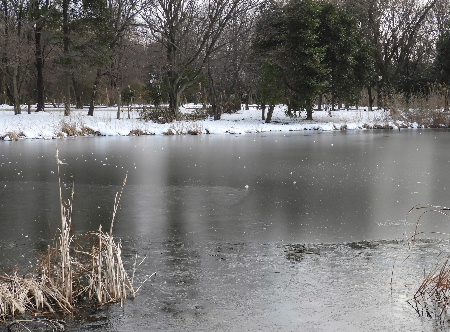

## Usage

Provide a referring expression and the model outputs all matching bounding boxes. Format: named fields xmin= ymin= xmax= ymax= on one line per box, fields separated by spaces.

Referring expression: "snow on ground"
xmin=0 ymin=104 xmax=404 ymax=140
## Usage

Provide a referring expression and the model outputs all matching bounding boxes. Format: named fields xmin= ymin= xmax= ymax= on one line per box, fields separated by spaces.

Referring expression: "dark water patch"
xmin=284 ymin=244 xmax=320 ymax=262
xmin=6 ymin=319 xmax=65 ymax=332
xmin=346 ymin=240 xmax=380 ymax=250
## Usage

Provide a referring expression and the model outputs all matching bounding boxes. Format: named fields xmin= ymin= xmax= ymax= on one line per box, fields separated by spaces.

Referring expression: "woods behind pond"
xmin=1 ymin=0 xmax=450 ymax=120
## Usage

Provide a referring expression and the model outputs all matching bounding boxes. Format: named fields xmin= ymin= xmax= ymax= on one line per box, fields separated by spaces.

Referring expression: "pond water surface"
xmin=1 ymin=130 xmax=450 ymax=331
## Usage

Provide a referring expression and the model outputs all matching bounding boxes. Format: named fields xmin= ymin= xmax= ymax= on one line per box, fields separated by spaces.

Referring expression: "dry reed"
xmin=407 ymin=205 xmax=450 ymax=321
xmin=0 ymin=149 xmax=142 ymax=322
xmin=1 ymin=131 xmax=25 ymax=141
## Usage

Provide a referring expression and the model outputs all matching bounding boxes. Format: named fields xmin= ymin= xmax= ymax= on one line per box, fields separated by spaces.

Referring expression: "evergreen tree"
xmin=435 ymin=31 xmax=450 ymax=85
xmin=434 ymin=29 xmax=450 ymax=111
xmin=319 ymin=2 xmax=373 ymax=109
xmin=253 ymin=0 xmax=370 ymax=120
xmin=282 ymin=0 xmax=329 ymax=120
xmin=252 ymin=1 xmax=285 ymax=122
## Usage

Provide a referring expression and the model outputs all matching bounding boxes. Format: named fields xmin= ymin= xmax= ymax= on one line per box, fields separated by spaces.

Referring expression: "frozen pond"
xmin=1 ymin=130 xmax=450 ymax=330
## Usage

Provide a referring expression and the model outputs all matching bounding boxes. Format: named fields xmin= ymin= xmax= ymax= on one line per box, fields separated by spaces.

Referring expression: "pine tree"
xmin=434 ymin=30 xmax=450 ymax=111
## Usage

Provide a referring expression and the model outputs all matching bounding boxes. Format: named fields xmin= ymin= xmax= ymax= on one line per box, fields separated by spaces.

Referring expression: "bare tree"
xmin=0 ymin=0 xmax=34 ymax=114
xmin=141 ymin=0 xmax=257 ymax=120
xmin=207 ymin=9 xmax=256 ymax=119
xmin=343 ymin=0 xmax=439 ymax=109
xmin=62 ymin=0 xmax=71 ymax=115
xmin=0 ymin=0 xmax=8 ymax=105
xmin=29 ymin=0 xmax=54 ymax=112
xmin=86 ymin=0 xmax=141 ymax=118
xmin=433 ymin=0 xmax=450 ymax=35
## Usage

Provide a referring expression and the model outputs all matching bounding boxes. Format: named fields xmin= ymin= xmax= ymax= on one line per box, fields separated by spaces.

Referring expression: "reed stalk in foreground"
xmin=0 ymin=149 xmax=144 ymax=322
xmin=407 ymin=205 xmax=450 ymax=321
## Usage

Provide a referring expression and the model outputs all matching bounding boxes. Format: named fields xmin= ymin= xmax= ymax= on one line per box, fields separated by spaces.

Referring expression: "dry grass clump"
xmin=407 ymin=205 xmax=450 ymax=321
xmin=411 ymin=258 xmax=450 ymax=321
xmin=163 ymin=128 xmax=175 ymax=135
xmin=165 ymin=121 xmax=203 ymax=135
xmin=60 ymin=120 xmax=80 ymax=136
xmin=0 ymin=272 xmax=66 ymax=317
xmin=79 ymin=125 xmax=98 ymax=136
xmin=361 ymin=123 xmax=394 ymax=129
xmin=0 ymin=150 xmax=146 ymax=321
xmin=397 ymin=109 xmax=450 ymax=128
xmin=129 ymin=129 xmax=153 ymax=136
xmin=1 ymin=131 xmax=25 ymax=141
xmin=59 ymin=120 xmax=99 ymax=137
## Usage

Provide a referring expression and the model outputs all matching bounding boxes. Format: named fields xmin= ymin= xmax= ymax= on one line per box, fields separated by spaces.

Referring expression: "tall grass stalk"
xmin=407 ymin=205 xmax=450 ymax=321
xmin=0 ymin=149 xmax=141 ymax=321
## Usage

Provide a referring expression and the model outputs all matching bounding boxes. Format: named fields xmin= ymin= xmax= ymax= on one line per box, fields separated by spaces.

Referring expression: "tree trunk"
xmin=368 ymin=85 xmax=373 ymax=112
xmin=63 ymin=0 xmax=71 ymax=116
xmin=0 ymin=0 xmax=6 ymax=105
xmin=201 ymin=83 xmax=207 ymax=109
xmin=329 ymin=96 xmax=335 ymax=117
xmin=215 ymin=92 xmax=225 ymax=120
xmin=233 ymin=96 xmax=241 ymax=113
xmin=12 ymin=65 xmax=21 ymax=115
xmin=105 ymin=87 xmax=110 ymax=106
xmin=88 ymin=69 xmax=101 ymax=116
xmin=6 ymin=85 xmax=13 ymax=106
xmin=445 ymin=89 xmax=449 ymax=113
xmin=0 ymin=61 xmax=5 ymax=105
xmin=261 ymin=102 xmax=266 ymax=120
xmin=214 ymin=103 xmax=222 ymax=120
xmin=265 ymin=104 xmax=274 ymax=123
xmin=72 ymin=74 xmax=83 ymax=109
xmin=211 ymin=94 xmax=220 ymax=121
xmin=376 ymin=84 xmax=383 ymax=109
xmin=207 ymin=63 xmax=221 ymax=120
xmin=116 ymin=87 xmax=121 ymax=119
xmin=210 ymin=92 xmax=219 ymax=120
xmin=306 ymin=104 xmax=313 ymax=120
xmin=166 ymin=36 xmax=184 ymax=121
xmin=34 ymin=23 xmax=45 ymax=112
xmin=168 ymin=84 xmax=182 ymax=120
xmin=317 ymin=94 xmax=323 ymax=111
xmin=64 ymin=75 xmax=71 ymax=116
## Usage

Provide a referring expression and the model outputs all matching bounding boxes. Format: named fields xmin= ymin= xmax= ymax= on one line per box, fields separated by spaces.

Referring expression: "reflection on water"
xmin=1 ymin=130 xmax=450 ymax=330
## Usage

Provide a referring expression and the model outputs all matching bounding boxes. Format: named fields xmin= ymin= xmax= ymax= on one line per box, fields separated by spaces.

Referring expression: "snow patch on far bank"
xmin=0 ymin=104 xmax=430 ymax=140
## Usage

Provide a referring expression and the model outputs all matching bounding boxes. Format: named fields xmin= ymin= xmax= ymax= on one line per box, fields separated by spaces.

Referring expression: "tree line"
xmin=1 ymin=0 xmax=450 ymax=121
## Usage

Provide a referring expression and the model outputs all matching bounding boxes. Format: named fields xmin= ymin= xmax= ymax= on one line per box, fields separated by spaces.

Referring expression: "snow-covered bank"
xmin=0 ymin=104 xmax=419 ymax=140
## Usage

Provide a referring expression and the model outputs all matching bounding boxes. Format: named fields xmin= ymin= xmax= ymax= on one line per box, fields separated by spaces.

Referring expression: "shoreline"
xmin=0 ymin=104 xmax=443 ymax=141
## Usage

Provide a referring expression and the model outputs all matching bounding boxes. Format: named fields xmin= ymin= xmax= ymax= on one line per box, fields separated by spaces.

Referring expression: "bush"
xmin=139 ymin=106 xmax=175 ymax=124
xmin=139 ymin=106 xmax=209 ymax=124
xmin=184 ymin=108 xmax=209 ymax=121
